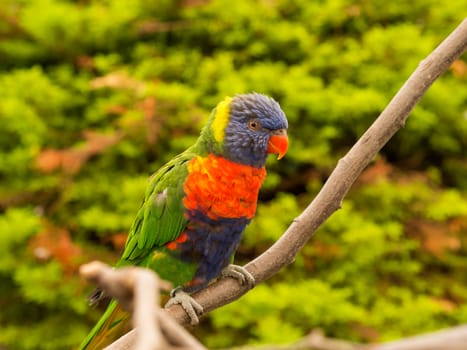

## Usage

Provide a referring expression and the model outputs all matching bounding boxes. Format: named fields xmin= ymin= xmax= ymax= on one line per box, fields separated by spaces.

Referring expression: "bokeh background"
xmin=0 ymin=0 xmax=466 ymax=349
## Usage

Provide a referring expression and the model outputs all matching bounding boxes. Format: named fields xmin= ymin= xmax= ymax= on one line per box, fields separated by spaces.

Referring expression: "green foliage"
xmin=242 ymin=193 xmax=301 ymax=249
xmin=425 ymin=190 xmax=467 ymax=221
xmin=0 ymin=208 xmax=89 ymax=349
xmin=208 ymin=280 xmax=365 ymax=347
xmin=0 ymin=208 xmax=41 ymax=272
xmin=0 ymin=0 xmax=466 ymax=349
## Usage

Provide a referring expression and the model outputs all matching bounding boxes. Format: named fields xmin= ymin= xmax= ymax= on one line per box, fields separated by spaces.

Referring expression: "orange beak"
xmin=267 ymin=130 xmax=288 ymax=160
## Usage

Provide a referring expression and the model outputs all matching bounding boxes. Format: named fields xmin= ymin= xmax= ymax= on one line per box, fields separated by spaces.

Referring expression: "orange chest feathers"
xmin=183 ymin=154 xmax=266 ymax=220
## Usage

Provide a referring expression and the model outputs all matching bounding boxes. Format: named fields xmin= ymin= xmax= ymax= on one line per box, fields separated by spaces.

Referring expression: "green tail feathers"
xmin=79 ymin=300 xmax=130 ymax=350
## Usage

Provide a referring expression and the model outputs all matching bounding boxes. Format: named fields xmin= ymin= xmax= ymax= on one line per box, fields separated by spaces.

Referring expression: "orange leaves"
xmin=407 ymin=218 xmax=463 ymax=257
xmin=357 ymin=157 xmax=466 ymax=259
xmin=111 ymin=96 xmax=162 ymax=146
xmin=90 ymin=72 xmax=145 ymax=93
xmin=29 ymin=224 xmax=83 ymax=274
xmin=83 ymin=130 xmax=123 ymax=154
xmin=359 ymin=158 xmax=393 ymax=184
xmin=136 ymin=97 xmax=161 ymax=145
xmin=34 ymin=71 xmax=164 ymax=175
xmin=75 ymin=55 xmax=95 ymax=70
xmin=450 ymin=59 xmax=467 ymax=79
xmin=103 ymin=232 xmax=128 ymax=252
xmin=35 ymin=149 xmax=68 ymax=173
xmin=35 ymin=130 xmax=122 ymax=174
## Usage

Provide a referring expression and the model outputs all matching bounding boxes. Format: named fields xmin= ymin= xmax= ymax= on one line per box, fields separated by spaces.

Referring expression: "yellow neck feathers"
xmin=211 ymin=96 xmax=232 ymax=143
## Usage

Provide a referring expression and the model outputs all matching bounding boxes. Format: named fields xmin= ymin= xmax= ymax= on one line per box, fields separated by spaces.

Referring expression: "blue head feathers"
xmin=223 ymin=93 xmax=288 ymax=167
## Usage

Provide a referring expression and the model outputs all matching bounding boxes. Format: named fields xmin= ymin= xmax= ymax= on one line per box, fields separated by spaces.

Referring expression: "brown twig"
xmin=222 ymin=325 xmax=467 ymax=350
xmin=80 ymin=262 xmax=206 ymax=350
xmin=370 ymin=324 xmax=467 ymax=350
xmin=80 ymin=262 xmax=137 ymax=312
xmin=105 ymin=18 xmax=467 ymax=348
xmin=132 ymin=269 xmax=165 ymax=350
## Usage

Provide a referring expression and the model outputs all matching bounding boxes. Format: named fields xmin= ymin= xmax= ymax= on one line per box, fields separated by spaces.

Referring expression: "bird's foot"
xmin=165 ymin=287 xmax=203 ymax=326
xmin=221 ymin=264 xmax=255 ymax=289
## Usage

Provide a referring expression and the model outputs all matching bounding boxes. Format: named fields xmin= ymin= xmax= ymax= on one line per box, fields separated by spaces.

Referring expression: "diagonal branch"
xmin=107 ymin=18 xmax=467 ymax=348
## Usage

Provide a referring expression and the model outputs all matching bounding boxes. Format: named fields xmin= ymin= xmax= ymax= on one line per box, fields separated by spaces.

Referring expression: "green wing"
xmin=79 ymin=151 xmax=196 ymax=350
xmin=120 ymin=150 xmax=193 ymax=264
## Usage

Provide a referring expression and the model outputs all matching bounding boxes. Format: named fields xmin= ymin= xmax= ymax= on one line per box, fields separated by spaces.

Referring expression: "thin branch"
xmin=223 ymin=325 xmax=467 ymax=350
xmin=371 ymin=324 xmax=467 ymax=350
xmin=80 ymin=262 xmax=206 ymax=350
xmin=299 ymin=330 xmax=364 ymax=350
xmin=300 ymin=326 xmax=467 ymax=350
xmin=132 ymin=268 xmax=165 ymax=350
xmin=107 ymin=18 xmax=467 ymax=348
xmin=80 ymin=261 xmax=140 ymax=312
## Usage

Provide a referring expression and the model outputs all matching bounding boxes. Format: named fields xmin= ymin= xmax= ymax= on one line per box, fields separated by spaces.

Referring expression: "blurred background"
xmin=0 ymin=0 xmax=466 ymax=349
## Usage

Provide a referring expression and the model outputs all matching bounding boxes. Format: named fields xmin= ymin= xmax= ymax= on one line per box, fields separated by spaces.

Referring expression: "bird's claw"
xmin=165 ymin=287 xmax=203 ymax=326
xmin=221 ymin=264 xmax=255 ymax=289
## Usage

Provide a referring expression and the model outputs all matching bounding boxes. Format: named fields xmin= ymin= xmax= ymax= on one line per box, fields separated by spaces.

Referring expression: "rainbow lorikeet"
xmin=79 ymin=93 xmax=288 ymax=349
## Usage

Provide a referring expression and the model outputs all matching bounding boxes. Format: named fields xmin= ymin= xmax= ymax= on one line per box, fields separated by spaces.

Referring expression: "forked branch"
xmin=80 ymin=261 xmax=206 ymax=350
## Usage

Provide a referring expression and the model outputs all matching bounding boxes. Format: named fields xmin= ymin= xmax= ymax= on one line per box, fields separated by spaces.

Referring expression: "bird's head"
xmin=202 ymin=93 xmax=289 ymax=168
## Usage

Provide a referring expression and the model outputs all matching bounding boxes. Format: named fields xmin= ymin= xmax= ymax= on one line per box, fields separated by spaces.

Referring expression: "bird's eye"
xmin=248 ymin=119 xmax=260 ymax=131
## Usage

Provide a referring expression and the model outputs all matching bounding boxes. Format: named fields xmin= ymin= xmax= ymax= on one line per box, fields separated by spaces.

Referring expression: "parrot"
xmin=79 ymin=92 xmax=289 ymax=349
